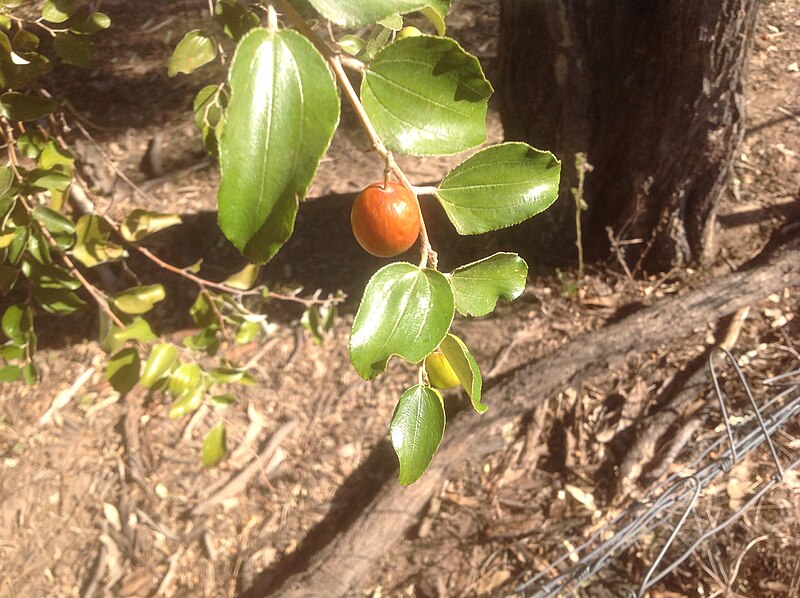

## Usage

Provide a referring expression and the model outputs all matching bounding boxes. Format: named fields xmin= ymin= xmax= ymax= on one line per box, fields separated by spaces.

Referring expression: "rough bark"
xmin=497 ymin=0 xmax=760 ymax=271
xmin=242 ymin=238 xmax=800 ymax=597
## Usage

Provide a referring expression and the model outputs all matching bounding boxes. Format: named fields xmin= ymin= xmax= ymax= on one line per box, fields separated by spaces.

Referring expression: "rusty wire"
xmin=514 ymin=348 xmax=800 ymax=597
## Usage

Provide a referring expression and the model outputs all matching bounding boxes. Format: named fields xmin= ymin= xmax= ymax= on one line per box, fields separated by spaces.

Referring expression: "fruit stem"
xmin=275 ymin=0 xmax=438 ymax=270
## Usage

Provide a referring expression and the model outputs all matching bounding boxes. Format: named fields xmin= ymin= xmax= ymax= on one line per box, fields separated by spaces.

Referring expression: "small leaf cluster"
xmin=178 ymin=1 xmax=562 ymax=484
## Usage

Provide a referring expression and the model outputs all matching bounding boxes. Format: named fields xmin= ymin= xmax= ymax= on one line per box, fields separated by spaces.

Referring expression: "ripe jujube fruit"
xmin=351 ymin=181 xmax=420 ymax=258
xmin=425 ymin=349 xmax=461 ymax=390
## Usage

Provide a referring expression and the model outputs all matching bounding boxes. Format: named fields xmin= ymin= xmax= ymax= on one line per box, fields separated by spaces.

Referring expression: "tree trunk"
xmin=497 ymin=0 xmax=759 ymax=271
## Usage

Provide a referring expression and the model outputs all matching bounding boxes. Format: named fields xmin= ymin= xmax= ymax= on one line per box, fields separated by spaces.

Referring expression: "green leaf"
xmin=17 ymin=131 xmax=46 ymax=158
xmin=111 ymin=284 xmax=166 ymax=315
xmin=168 ymin=389 xmax=203 ymax=419
xmin=436 ymin=142 xmax=561 ymax=234
xmin=193 ymin=84 xmax=226 ymax=155
xmin=140 ymin=343 xmax=178 ymax=388
xmin=13 ymin=29 xmax=40 ymax=52
xmin=105 ymin=347 xmax=140 ymax=395
xmin=306 ymin=0 xmax=444 ymax=27
xmin=32 ymin=206 xmax=75 ymax=235
xmin=438 ymin=333 xmax=484 ymax=413
xmin=53 ymin=32 xmax=95 ymax=66
xmin=210 ymin=392 xmax=237 ymax=407
xmin=361 ymin=36 xmax=492 ymax=156
xmin=0 ymin=364 xmax=22 ymax=382
xmin=101 ymin=316 xmax=156 ymax=353
xmin=214 ymin=0 xmax=259 ymax=41
xmin=0 ymin=164 xmax=13 ymax=197
xmin=38 ymin=141 xmax=74 ymax=170
xmin=2 ymin=304 xmax=29 ymax=342
xmin=202 ymin=422 xmax=227 ymax=467
xmin=390 ymin=385 xmax=445 ymax=485
xmin=0 ymin=264 xmax=18 ymax=294
xmin=33 ymin=287 xmax=87 ymax=314
xmin=208 ymin=367 xmax=250 ymax=384
xmin=378 ymin=14 xmax=403 ymax=30
xmin=420 ymin=4 xmax=448 ymax=35
xmin=22 ymin=260 xmax=81 ymax=290
xmin=22 ymin=361 xmax=38 ymax=384
xmin=223 ymin=263 xmax=260 ymax=290
xmin=218 ymin=28 xmax=340 ymax=263
xmin=41 ymin=0 xmax=76 ymax=23
xmin=349 ymin=263 xmax=454 ymax=380
xmin=448 ymin=252 xmax=528 ymax=317
xmin=0 ymin=91 xmax=57 ymax=121
xmin=71 ymin=214 xmax=127 ymax=267
xmin=234 ymin=320 xmax=261 ymax=344
xmin=0 ymin=344 xmax=24 ymax=360
xmin=168 ymin=362 xmax=203 ymax=397
xmin=70 ymin=11 xmax=111 ymax=34
xmin=337 ymin=34 xmax=364 ymax=56
xmin=28 ymin=166 xmax=72 ymax=191
xmin=120 ymin=209 xmax=181 ymax=241
xmin=189 ymin=292 xmax=217 ymax=328
xmin=168 ymin=30 xmax=216 ymax=77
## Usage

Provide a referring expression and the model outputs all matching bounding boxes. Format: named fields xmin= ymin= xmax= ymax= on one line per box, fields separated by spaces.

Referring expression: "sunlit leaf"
xmin=111 ymin=284 xmax=166 ymax=315
xmin=223 ymin=263 xmax=260 ymax=290
xmin=168 ymin=30 xmax=217 ymax=77
xmin=448 ymin=253 xmax=528 ymax=317
xmin=202 ymin=422 xmax=227 ymax=466
xmin=41 ymin=0 xmax=76 ymax=23
xmin=361 ymin=36 xmax=491 ymax=155
xmin=218 ymin=28 xmax=339 ymax=263
xmin=436 ymin=143 xmax=561 ymax=234
xmin=349 ymin=263 xmax=454 ymax=380
xmin=438 ymin=333 xmax=485 ymax=412
xmin=105 ymin=347 xmax=139 ymax=395
xmin=390 ymin=385 xmax=445 ymax=485
xmin=120 ymin=209 xmax=181 ymax=242
xmin=140 ymin=343 xmax=178 ymax=388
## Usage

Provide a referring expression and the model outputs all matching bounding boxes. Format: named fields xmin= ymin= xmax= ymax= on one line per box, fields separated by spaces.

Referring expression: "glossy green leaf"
xmin=183 ymin=327 xmax=220 ymax=355
xmin=420 ymin=5 xmax=447 ymax=35
xmin=42 ymin=0 xmax=76 ymax=23
xmin=120 ymin=209 xmax=181 ymax=241
xmin=32 ymin=206 xmax=75 ymax=235
xmin=218 ymin=28 xmax=339 ymax=263
xmin=168 ymin=389 xmax=203 ymax=419
xmin=33 ymin=287 xmax=87 ymax=314
xmin=140 ymin=343 xmax=178 ymax=388
xmin=223 ymin=263 xmax=260 ymax=290
xmin=0 ymin=91 xmax=57 ymax=121
xmin=168 ymin=30 xmax=216 ymax=77
xmin=0 ymin=364 xmax=22 ymax=382
xmin=390 ymin=385 xmax=445 ymax=485
xmin=2 ymin=304 xmax=29 ymax=342
xmin=7 ymin=226 xmax=28 ymax=265
xmin=29 ymin=166 xmax=72 ymax=191
xmin=234 ymin=320 xmax=261 ymax=344
xmin=38 ymin=141 xmax=74 ymax=170
xmin=22 ymin=260 xmax=80 ymax=290
xmin=438 ymin=333 xmax=484 ymax=413
xmin=168 ymin=362 xmax=203 ymax=397
xmin=105 ymin=347 xmax=139 ymax=395
xmin=0 ymin=264 xmax=18 ymax=294
xmin=101 ymin=316 xmax=157 ymax=353
xmin=17 ymin=131 xmax=46 ymax=158
xmin=202 ymin=422 xmax=227 ymax=466
xmin=193 ymin=84 xmax=226 ymax=155
xmin=53 ymin=32 xmax=95 ymax=66
xmin=71 ymin=214 xmax=127 ymax=267
xmin=111 ymin=284 xmax=166 ymax=315
xmin=349 ymin=263 xmax=454 ymax=380
xmin=214 ymin=0 xmax=259 ymax=41
xmin=208 ymin=367 xmax=250 ymax=384
xmin=0 ymin=165 xmax=13 ymax=197
xmin=448 ymin=252 xmax=528 ymax=317
xmin=0 ymin=344 xmax=23 ymax=360
xmin=436 ymin=143 xmax=561 ymax=234
xmin=189 ymin=292 xmax=217 ymax=328
xmin=337 ymin=34 xmax=364 ymax=56
xmin=378 ymin=14 xmax=403 ymax=30
xmin=210 ymin=392 xmax=237 ymax=407
xmin=361 ymin=36 xmax=491 ymax=155
xmin=306 ymin=0 xmax=446 ymax=27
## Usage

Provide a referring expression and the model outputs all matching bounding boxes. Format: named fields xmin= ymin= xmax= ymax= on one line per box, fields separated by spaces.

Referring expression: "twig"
xmin=191 ymin=420 xmax=296 ymax=516
xmin=39 ymin=367 xmax=96 ymax=426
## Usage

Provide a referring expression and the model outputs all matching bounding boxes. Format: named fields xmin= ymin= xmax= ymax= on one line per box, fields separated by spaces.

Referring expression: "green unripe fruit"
xmin=425 ymin=350 xmax=460 ymax=389
xmin=397 ymin=26 xmax=423 ymax=40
